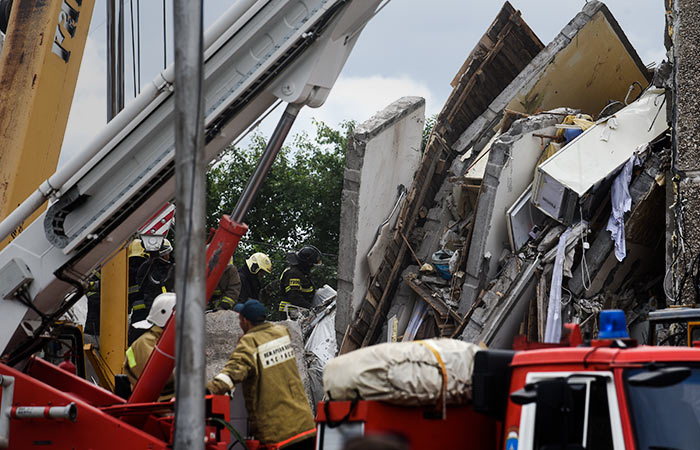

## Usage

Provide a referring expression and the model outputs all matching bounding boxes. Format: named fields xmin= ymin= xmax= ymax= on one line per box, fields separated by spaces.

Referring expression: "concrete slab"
xmin=459 ymin=112 xmax=565 ymax=314
xmin=340 ymin=2 xmax=544 ymax=352
xmin=453 ymin=1 xmax=650 ymax=155
xmin=336 ymin=97 xmax=425 ymax=340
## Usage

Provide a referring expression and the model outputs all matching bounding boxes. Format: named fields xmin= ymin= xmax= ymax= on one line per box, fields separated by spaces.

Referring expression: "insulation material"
xmin=323 ymin=339 xmax=480 ymax=405
xmin=305 ymin=309 xmax=337 ymax=406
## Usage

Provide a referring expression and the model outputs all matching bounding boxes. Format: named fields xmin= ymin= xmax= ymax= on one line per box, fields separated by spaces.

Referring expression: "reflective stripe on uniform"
xmin=128 ymin=285 xmax=139 ymax=294
xmin=279 ymin=301 xmax=306 ymax=312
xmin=132 ymin=303 xmax=146 ymax=311
xmin=300 ymin=286 xmax=313 ymax=293
xmin=285 ymin=278 xmax=302 ymax=292
xmin=214 ymin=373 xmax=234 ymax=390
xmin=126 ymin=347 xmax=137 ymax=368
xmin=221 ymin=297 xmax=234 ymax=306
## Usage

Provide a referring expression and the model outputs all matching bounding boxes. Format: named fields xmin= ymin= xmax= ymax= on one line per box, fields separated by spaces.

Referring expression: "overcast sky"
xmin=60 ymin=0 xmax=666 ymax=165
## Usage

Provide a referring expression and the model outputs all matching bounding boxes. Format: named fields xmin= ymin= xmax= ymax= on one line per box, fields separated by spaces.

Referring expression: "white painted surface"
xmin=537 ymin=88 xmax=668 ymax=197
xmin=485 ymin=126 xmax=556 ymax=277
xmin=350 ymin=105 xmax=424 ymax=312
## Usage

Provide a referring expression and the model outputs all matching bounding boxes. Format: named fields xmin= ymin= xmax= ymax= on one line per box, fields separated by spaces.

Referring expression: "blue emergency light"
xmin=599 ymin=309 xmax=629 ymax=339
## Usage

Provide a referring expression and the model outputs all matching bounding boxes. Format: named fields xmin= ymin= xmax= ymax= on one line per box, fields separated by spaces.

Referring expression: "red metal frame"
xmin=0 ymin=361 xmax=168 ymax=449
xmin=128 ymin=216 xmax=248 ymax=411
xmin=0 ymin=356 xmax=232 ymax=448
xmin=316 ymin=400 xmax=499 ymax=449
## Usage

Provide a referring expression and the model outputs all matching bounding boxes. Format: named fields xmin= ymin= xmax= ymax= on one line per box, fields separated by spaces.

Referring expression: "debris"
xmin=205 ymin=310 xmax=314 ymax=409
xmin=533 ymin=89 xmax=667 ymax=224
xmin=339 ymin=1 xmax=544 ymax=353
xmin=304 ymin=301 xmax=337 ymax=406
xmin=544 ymin=227 xmax=572 ymax=343
xmin=337 ymin=0 xmax=670 ymax=354
xmin=606 ymin=154 xmax=641 ymax=261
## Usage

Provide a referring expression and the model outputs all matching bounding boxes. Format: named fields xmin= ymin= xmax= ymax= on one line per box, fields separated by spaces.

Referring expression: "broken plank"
xmin=405 ymin=276 xmax=463 ymax=325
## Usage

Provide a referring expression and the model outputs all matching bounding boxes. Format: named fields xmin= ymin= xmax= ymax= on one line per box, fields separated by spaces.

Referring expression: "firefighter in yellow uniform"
xmin=208 ymin=258 xmax=242 ymax=311
xmin=124 ymin=292 xmax=176 ymax=401
xmin=207 ymin=299 xmax=316 ymax=449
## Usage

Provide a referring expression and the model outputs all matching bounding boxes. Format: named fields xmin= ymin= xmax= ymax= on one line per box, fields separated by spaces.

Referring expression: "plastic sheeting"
xmin=323 ymin=338 xmax=480 ymax=406
xmin=544 ymin=228 xmax=571 ymax=343
xmin=305 ymin=307 xmax=337 ymax=405
xmin=606 ymin=154 xmax=641 ymax=261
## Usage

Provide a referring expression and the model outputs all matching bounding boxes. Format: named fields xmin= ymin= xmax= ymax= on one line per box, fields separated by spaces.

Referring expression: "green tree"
xmin=206 ymin=119 xmax=354 ymax=312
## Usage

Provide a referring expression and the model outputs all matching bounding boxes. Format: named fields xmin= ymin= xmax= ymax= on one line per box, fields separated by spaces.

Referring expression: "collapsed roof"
xmin=337 ymin=1 xmax=667 ymax=352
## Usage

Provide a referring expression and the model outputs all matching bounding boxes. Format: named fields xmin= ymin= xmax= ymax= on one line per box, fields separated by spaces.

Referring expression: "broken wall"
xmin=669 ymin=0 xmax=700 ymax=304
xmin=340 ymin=2 xmax=543 ymax=353
xmin=458 ymin=1 xmax=652 ymax=313
xmin=339 ymin=2 xmax=545 ymax=353
xmin=335 ymin=97 xmax=424 ymax=340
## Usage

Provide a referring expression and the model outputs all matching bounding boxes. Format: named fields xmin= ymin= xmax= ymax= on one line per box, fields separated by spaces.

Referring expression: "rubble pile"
xmin=337 ymin=1 xmax=673 ymax=352
xmin=204 ymin=310 xmax=315 ymax=408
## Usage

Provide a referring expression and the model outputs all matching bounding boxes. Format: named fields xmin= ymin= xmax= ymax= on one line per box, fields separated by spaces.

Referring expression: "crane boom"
xmin=0 ymin=0 xmax=382 ymax=356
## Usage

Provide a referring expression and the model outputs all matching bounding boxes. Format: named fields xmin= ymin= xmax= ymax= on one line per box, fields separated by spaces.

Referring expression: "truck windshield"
xmin=625 ymin=367 xmax=700 ymax=449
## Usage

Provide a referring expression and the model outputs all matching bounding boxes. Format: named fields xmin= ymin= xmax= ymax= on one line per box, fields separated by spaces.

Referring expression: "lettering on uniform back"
xmin=258 ymin=335 xmax=295 ymax=368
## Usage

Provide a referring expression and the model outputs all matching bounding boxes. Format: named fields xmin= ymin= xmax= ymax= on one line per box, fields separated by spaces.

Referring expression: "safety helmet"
xmin=159 ymin=238 xmax=173 ymax=257
xmin=127 ymin=238 xmax=146 ymax=259
xmin=132 ymin=292 xmax=176 ymax=329
xmin=288 ymin=245 xmax=321 ymax=266
xmin=246 ymin=252 xmax=271 ymax=274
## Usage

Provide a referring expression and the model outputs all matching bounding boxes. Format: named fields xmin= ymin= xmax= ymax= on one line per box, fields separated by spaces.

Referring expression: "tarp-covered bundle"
xmin=323 ymin=338 xmax=480 ymax=405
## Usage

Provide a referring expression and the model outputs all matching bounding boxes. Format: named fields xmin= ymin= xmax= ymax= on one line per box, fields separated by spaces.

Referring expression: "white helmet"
xmin=132 ymin=292 xmax=176 ymax=329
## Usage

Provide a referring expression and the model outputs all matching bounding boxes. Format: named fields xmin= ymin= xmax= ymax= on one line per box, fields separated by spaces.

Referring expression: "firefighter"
xmin=238 ymin=252 xmax=271 ymax=302
xmin=279 ymin=245 xmax=321 ymax=310
xmin=128 ymin=238 xmax=149 ymax=307
xmin=123 ymin=292 xmax=176 ymax=401
xmin=207 ymin=299 xmax=315 ymax=449
xmin=208 ymin=258 xmax=242 ymax=311
xmin=83 ymin=271 xmax=101 ymax=336
xmin=129 ymin=238 xmax=174 ymax=344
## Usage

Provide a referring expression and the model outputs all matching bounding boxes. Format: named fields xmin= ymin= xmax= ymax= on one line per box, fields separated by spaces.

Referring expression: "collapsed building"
xmin=334 ymin=0 xmax=673 ymax=353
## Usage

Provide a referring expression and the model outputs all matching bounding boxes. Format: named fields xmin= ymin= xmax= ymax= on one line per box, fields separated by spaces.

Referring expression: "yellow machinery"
xmin=0 ymin=0 xmax=129 ymax=386
xmin=0 ymin=0 xmax=95 ymax=231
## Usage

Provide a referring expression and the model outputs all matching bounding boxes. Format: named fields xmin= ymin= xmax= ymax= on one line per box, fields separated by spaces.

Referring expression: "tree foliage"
xmin=206 ymin=119 xmax=354 ymax=307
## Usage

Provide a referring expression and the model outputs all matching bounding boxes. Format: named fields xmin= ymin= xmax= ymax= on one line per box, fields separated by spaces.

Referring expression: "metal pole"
xmin=173 ymin=0 xmax=206 ymax=448
xmin=107 ymin=0 xmax=124 ymax=121
xmin=231 ymin=103 xmax=301 ymax=223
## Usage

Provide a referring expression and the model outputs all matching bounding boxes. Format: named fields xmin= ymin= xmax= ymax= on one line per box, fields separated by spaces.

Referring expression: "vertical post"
xmin=107 ymin=0 xmax=124 ymax=120
xmin=173 ymin=0 xmax=206 ymax=448
xmin=102 ymin=0 xmax=127 ymax=380
xmin=99 ymin=249 xmax=128 ymax=377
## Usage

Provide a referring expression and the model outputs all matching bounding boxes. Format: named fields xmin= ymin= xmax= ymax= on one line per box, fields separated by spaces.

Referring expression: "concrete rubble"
xmin=205 ymin=310 xmax=314 ymax=409
xmin=333 ymin=0 xmax=676 ymax=354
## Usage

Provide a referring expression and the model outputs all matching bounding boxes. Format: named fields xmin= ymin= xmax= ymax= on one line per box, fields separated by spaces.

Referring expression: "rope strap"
xmin=418 ymin=340 xmax=447 ymax=419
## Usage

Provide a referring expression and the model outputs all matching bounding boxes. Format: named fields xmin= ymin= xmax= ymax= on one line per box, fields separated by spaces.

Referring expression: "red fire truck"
xmin=317 ymin=311 xmax=700 ymax=450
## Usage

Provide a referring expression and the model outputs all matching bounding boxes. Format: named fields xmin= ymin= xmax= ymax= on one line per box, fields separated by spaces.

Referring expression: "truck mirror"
xmin=510 ymin=384 xmax=537 ymax=405
xmin=627 ymin=366 xmax=690 ymax=387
